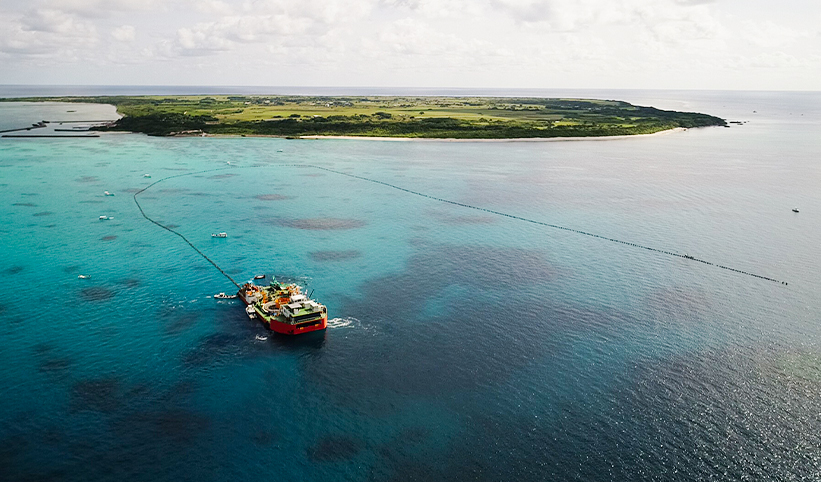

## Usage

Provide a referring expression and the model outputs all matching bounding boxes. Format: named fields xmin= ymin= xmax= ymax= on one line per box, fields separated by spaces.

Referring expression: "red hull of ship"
xmin=238 ymin=289 xmax=327 ymax=335
xmin=268 ymin=316 xmax=327 ymax=335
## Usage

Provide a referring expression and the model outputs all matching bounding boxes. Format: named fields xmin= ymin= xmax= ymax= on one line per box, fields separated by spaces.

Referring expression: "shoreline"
xmin=197 ymin=127 xmax=688 ymax=142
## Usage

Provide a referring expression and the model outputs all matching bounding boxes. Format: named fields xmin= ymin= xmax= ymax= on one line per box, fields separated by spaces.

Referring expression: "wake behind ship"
xmin=238 ymin=279 xmax=327 ymax=335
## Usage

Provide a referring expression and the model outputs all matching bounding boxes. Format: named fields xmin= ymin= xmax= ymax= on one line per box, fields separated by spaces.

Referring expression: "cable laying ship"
xmin=238 ymin=279 xmax=327 ymax=335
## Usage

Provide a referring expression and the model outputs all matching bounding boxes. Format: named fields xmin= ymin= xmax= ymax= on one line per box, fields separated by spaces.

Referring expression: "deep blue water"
xmin=1 ymin=91 xmax=820 ymax=481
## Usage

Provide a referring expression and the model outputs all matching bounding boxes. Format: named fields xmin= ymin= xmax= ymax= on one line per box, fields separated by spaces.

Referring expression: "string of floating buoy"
xmin=304 ymin=165 xmax=787 ymax=286
xmin=132 ymin=162 xmax=787 ymax=287
xmin=133 ymin=168 xmax=241 ymax=289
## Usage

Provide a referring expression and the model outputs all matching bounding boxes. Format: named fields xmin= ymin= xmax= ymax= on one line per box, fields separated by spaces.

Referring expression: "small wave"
xmin=327 ymin=317 xmax=358 ymax=329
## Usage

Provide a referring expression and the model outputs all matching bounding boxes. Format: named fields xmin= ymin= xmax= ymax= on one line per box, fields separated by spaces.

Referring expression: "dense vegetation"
xmin=1 ymin=95 xmax=726 ymax=138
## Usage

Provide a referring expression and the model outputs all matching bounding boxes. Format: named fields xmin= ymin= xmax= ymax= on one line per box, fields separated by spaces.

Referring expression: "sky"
xmin=0 ymin=0 xmax=819 ymax=90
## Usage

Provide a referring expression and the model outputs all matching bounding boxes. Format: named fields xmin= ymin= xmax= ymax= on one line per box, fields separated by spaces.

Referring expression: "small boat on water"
xmin=245 ymin=305 xmax=257 ymax=319
xmin=104 ymin=191 xmax=114 ymax=196
xmin=212 ymin=232 xmax=228 ymax=238
xmin=214 ymin=292 xmax=237 ymax=299
xmin=792 ymin=207 xmax=800 ymax=213
xmin=144 ymin=174 xmax=151 ymax=178
xmin=99 ymin=215 xmax=113 ymax=220
xmin=254 ymin=274 xmax=266 ymax=280
xmin=255 ymin=335 xmax=268 ymax=341
xmin=78 ymin=275 xmax=90 ymax=279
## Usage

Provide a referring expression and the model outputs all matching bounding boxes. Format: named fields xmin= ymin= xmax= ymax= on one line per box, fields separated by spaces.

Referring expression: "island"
xmin=1 ymin=95 xmax=726 ymax=139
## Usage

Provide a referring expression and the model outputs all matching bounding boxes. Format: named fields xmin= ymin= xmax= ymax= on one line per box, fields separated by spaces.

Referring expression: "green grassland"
xmin=1 ymin=95 xmax=727 ymax=138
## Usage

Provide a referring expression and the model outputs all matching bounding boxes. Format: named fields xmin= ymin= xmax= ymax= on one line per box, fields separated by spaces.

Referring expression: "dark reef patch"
xmin=12 ymin=202 xmax=37 ymax=207
xmin=165 ymin=312 xmax=200 ymax=335
xmin=251 ymin=430 xmax=278 ymax=446
xmin=79 ymin=200 xmax=104 ymax=204
xmin=80 ymin=286 xmax=115 ymax=302
xmin=39 ymin=357 xmax=72 ymax=375
xmin=302 ymin=241 xmax=561 ymax=402
xmin=164 ymin=224 xmax=180 ymax=229
xmin=118 ymin=278 xmax=141 ymax=288
xmin=4 ymin=265 xmax=25 ymax=275
xmin=32 ymin=211 xmax=53 ymax=217
xmin=76 ymin=176 xmax=99 ymax=183
xmin=309 ymin=250 xmax=362 ymax=262
xmin=114 ymin=408 xmax=212 ymax=446
xmin=182 ymin=332 xmax=245 ymax=367
xmin=306 ymin=435 xmax=364 ymax=462
xmin=267 ymin=217 xmax=367 ymax=230
xmin=71 ymin=379 xmax=120 ymax=413
xmin=208 ymin=173 xmax=237 ymax=179
xmin=254 ymin=194 xmax=292 ymax=201
xmin=101 ymin=235 xmax=118 ymax=241
xmin=63 ymin=265 xmax=81 ymax=273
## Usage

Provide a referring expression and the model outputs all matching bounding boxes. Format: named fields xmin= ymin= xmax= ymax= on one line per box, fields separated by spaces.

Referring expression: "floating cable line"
xmin=133 ymin=163 xmax=786 ymax=287
xmin=133 ymin=167 xmax=240 ymax=289
xmin=306 ymin=165 xmax=787 ymax=286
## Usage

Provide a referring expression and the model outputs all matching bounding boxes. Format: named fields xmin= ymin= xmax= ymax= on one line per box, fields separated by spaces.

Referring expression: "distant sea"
xmin=1 ymin=89 xmax=820 ymax=482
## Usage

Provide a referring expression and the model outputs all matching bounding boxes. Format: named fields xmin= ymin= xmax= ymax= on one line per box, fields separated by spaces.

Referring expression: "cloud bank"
xmin=0 ymin=0 xmax=818 ymax=90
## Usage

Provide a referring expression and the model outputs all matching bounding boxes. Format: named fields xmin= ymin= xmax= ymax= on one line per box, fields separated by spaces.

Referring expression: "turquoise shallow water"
xmin=1 ymin=92 xmax=820 ymax=481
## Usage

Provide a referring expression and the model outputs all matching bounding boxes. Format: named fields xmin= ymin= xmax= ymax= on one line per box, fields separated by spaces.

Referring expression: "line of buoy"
xmin=307 ymin=165 xmax=787 ymax=285
xmin=133 ymin=163 xmax=787 ymax=287
xmin=133 ymin=168 xmax=240 ymax=289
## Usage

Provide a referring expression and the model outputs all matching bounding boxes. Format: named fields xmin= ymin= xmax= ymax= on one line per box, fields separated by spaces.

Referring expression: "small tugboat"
xmin=212 ymin=232 xmax=228 ymax=238
xmin=238 ymin=279 xmax=327 ymax=335
xmin=792 ymin=207 xmax=799 ymax=213
xmin=254 ymin=274 xmax=266 ymax=280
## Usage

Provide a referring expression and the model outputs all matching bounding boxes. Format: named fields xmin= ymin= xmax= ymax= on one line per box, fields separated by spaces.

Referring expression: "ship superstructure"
xmin=238 ymin=279 xmax=327 ymax=335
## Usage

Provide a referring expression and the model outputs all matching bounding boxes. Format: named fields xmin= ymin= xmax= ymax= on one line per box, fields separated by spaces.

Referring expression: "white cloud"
xmin=111 ymin=25 xmax=136 ymax=42
xmin=0 ymin=0 xmax=819 ymax=90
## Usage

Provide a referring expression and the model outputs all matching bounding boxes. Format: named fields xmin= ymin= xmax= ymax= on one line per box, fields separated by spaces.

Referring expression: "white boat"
xmin=792 ymin=207 xmax=799 ymax=213
xmin=104 ymin=191 xmax=114 ymax=196
xmin=255 ymin=335 xmax=268 ymax=341
xmin=246 ymin=305 xmax=257 ymax=319
xmin=78 ymin=275 xmax=90 ymax=279
xmin=212 ymin=232 xmax=228 ymax=238
xmin=214 ymin=292 xmax=237 ymax=299
xmin=144 ymin=174 xmax=151 ymax=178
xmin=254 ymin=274 xmax=266 ymax=280
xmin=99 ymin=215 xmax=113 ymax=220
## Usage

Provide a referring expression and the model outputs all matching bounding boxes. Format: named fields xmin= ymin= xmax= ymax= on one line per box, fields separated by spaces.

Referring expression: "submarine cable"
xmin=307 ymin=165 xmax=786 ymax=285
xmin=133 ymin=168 xmax=240 ymax=289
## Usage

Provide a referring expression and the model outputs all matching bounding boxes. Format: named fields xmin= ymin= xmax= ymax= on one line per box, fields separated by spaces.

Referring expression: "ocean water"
xmin=1 ymin=91 xmax=820 ymax=481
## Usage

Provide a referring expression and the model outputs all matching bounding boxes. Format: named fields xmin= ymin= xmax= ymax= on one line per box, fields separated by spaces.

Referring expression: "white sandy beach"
xmin=296 ymin=127 xmax=687 ymax=142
